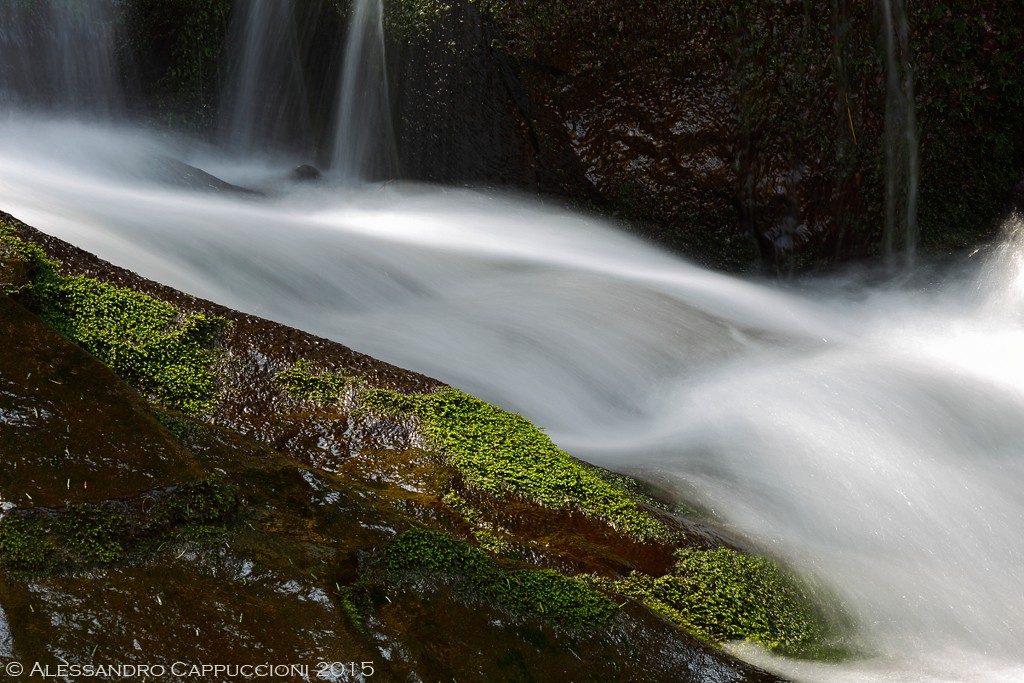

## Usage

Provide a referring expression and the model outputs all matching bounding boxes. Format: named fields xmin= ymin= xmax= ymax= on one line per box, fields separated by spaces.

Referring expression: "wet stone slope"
xmin=0 ymin=212 xmax=805 ymax=681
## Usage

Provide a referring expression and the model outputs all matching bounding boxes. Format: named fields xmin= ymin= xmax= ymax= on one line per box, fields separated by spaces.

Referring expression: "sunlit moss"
xmin=359 ymin=387 xmax=667 ymax=540
xmin=611 ymin=547 xmax=841 ymax=657
xmin=275 ymin=359 xmax=361 ymax=404
xmin=1 ymin=221 xmax=225 ymax=415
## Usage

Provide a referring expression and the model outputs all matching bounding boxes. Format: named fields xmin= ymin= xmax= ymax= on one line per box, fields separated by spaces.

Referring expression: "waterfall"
xmin=218 ymin=0 xmax=313 ymax=157
xmin=216 ymin=0 xmax=396 ymax=179
xmin=0 ymin=0 xmax=123 ymax=115
xmin=878 ymin=0 xmax=920 ymax=270
xmin=329 ymin=0 xmax=397 ymax=182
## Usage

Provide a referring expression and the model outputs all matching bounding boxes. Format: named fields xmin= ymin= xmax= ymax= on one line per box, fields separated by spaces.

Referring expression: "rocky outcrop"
xmin=2 ymin=212 xmax=831 ymax=679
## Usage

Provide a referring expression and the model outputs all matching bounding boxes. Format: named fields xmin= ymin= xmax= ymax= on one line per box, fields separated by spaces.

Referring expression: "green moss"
xmin=611 ymin=547 xmax=836 ymax=657
xmin=1 ymin=222 xmax=226 ymax=415
xmin=0 ymin=507 xmax=126 ymax=571
xmin=149 ymin=479 xmax=238 ymax=530
xmin=0 ymin=478 xmax=238 ymax=572
xmin=1 ymin=220 xmax=53 ymax=292
xmin=337 ymin=585 xmax=366 ymax=632
xmin=0 ymin=515 xmax=53 ymax=570
xmin=275 ymin=359 xmax=360 ymax=404
xmin=380 ymin=528 xmax=618 ymax=630
xmin=360 ymin=387 xmax=665 ymax=540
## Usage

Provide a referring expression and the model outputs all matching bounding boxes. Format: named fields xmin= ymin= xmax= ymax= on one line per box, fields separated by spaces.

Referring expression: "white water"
xmin=218 ymin=0 xmax=312 ymax=156
xmin=330 ymin=0 xmax=395 ymax=181
xmin=2 ymin=117 xmax=1024 ymax=683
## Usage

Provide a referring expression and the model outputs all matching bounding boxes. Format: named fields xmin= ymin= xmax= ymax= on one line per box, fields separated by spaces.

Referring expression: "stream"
xmin=2 ymin=114 xmax=1023 ymax=682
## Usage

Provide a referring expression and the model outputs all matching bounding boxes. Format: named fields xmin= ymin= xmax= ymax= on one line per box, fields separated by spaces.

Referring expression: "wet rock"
xmin=288 ymin=164 xmax=322 ymax=182
xmin=147 ymin=156 xmax=263 ymax=196
xmin=0 ymin=294 xmax=204 ymax=508
xmin=0 ymin=213 xmax=800 ymax=681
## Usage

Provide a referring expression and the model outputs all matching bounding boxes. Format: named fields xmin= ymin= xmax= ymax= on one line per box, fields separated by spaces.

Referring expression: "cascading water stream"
xmin=330 ymin=0 xmax=396 ymax=182
xmin=0 ymin=0 xmax=123 ymax=115
xmin=2 ymin=118 xmax=1024 ymax=682
xmin=878 ymin=0 xmax=920 ymax=270
xmin=218 ymin=0 xmax=312 ymax=156
xmin=1 ymin=3 xmax=1023 ymax=681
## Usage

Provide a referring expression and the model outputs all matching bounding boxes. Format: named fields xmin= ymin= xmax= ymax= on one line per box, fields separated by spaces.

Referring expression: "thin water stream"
xmin=1 ymin=116 xmax=1023 ymax=682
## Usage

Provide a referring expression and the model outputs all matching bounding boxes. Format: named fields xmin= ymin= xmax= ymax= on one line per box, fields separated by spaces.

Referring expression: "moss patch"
xmin=275 ymin=359 xmax=361 ymax=404
xmin=0 ymin=509 xmax=126 ymax=570
xmin=1 ymin=221 xmax=226 ymax=415
xmin=378 ymin=528 xmax=618 ymax=631
xmin=359 ymin=387 xmax=665 ymax=540
xmin=610 ymin=547 xmax=836 ymax=657
xmin=0 ymin=478 xmax=238 ymax=572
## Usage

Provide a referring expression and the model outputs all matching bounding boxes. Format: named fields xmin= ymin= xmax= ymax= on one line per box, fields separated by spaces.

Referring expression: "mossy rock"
xmin=361 ymin=386 xmax=667 ymax=540
xmin=0 ymin=479 xmax=238 ymax=573
xmin=375 ymin=528 xmax=619 ymax=631
xmin=1 ymin=220 xmax=226 ymax=415
xmin=612 ymin=547 xmax=845 ymax=658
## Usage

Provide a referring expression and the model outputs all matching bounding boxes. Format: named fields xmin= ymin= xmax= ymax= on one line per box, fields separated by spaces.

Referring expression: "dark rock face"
xmin=1 ymin=216 xmax=791 ymax=681
xmin=389 ymin=1 xmax=556 ymax=190
xmin=384 ymin=0 xmax=1024 ymax=271
xmin=1010 ymin=179 xmax=1024 ymax=216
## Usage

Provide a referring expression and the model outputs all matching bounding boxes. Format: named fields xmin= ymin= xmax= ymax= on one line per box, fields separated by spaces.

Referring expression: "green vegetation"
xmin=0 ymin=508 xmax=127 ymax=570
xmin=1 ymin=221 xmax=226 ymax=415
xmin=610 ymin=547 xmax=835 ymax=657
xmin=0 ymin=478 xmax=238 ymax=572
xmin=275 ymin=359 xmax=360 ymax=404
xmin=379 ymin=528 xmax=618 ymax=630
xmin=359 ymin=387 xmax=666 ymax=540
xmin=337 ymin=585 xmax=366 ymax=632
xmin=148 ymin=478 xmax=239 ymax=539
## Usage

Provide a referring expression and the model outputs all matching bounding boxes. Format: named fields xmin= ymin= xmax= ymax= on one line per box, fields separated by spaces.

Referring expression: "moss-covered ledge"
xmin=358 ymin=387 xmax=667 ymax=540
xmin=358 ymin=528 xmax=619 ymax=632
xmin=603 ymin=547 xmax=848 ymax=659
xmin=271 ymin=357 xmax=668 ymax=541
xmin=1 ymin=219 xmax=226 ymax=416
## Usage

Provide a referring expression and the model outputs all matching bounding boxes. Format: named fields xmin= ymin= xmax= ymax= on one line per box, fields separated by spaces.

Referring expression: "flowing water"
xmin=218 ymin=0 xmax=312 ymax=156
xmin=2 ymin=2 xmax=1023 ymax=681
xmin=0 ymin=0 xmax=122 ymax=114
xmin=330 ymin=0 xmax=395 ymax=181
xmin=878 ymin=0 xmax=920 ymax=270
xmin=1 ymin=116 xmax=1023 ymax=682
